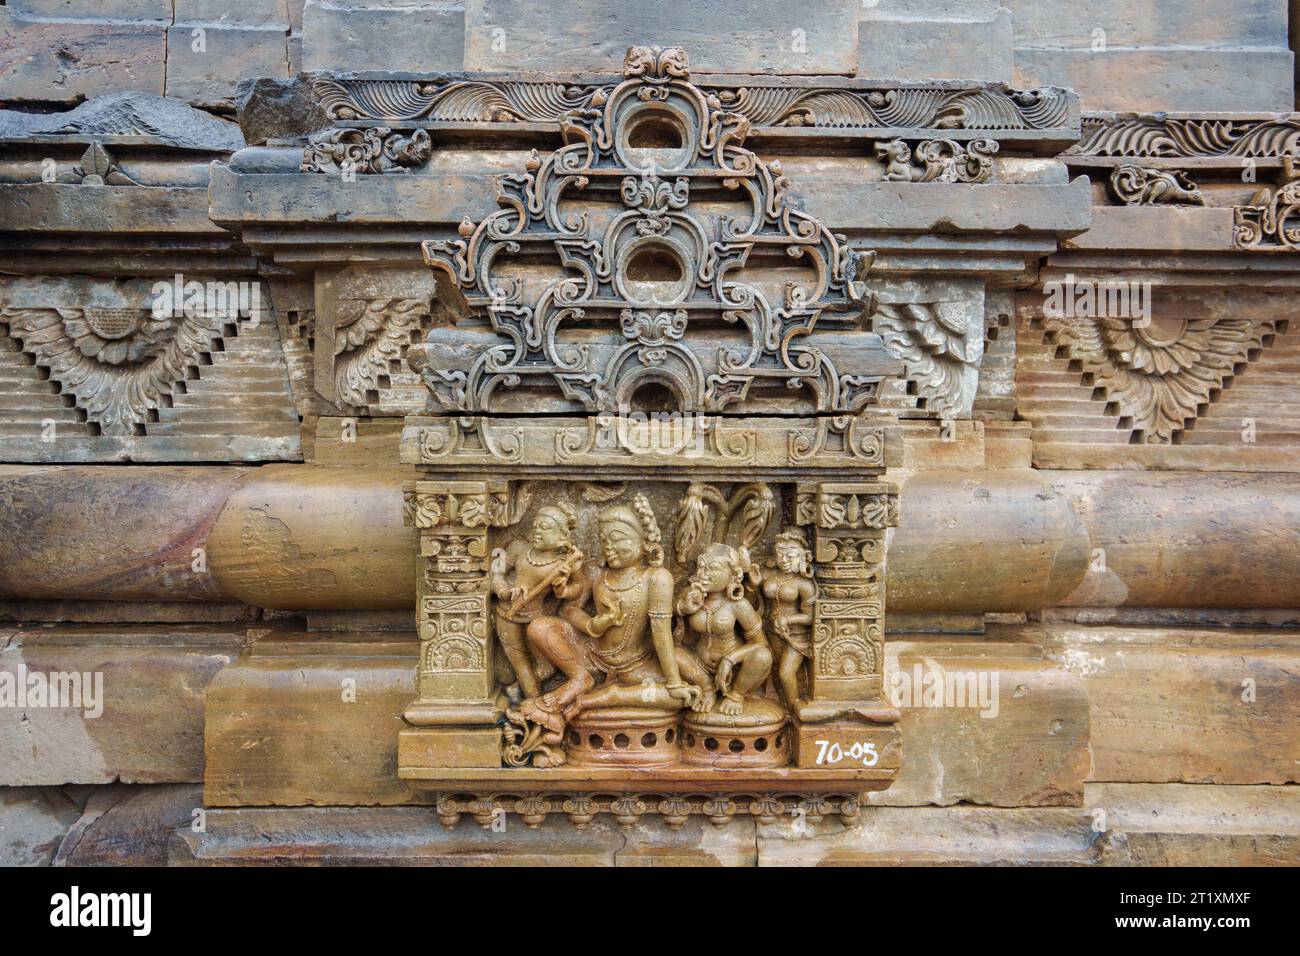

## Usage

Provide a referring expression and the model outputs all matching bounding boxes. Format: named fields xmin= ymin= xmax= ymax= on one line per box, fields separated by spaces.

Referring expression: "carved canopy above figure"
xmin=417 ymin=45 xmax=902 ymax=418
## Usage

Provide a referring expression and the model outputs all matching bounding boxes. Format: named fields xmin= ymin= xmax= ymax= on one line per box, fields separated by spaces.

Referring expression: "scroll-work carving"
xmin=1108 ymin=165 xmax=1203 ymax=206
xmin=1234 ymin=157 xmax=1300 ymax=252
xmin=419 ymin=44 xmax=895 ymax=417
xmin=312 ymin=74 xmax=1072 ymax=134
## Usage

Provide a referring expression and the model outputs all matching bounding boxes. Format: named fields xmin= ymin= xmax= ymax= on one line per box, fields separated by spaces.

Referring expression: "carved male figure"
xmin=489 ymin=504 xmax=582 ymax=699
xmin=518 ymin=495 xmax=703 ymax=738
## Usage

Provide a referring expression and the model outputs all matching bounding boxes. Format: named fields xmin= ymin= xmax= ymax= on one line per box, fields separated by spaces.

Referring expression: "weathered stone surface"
xmin=1047 ymin=472 xmax=1300 ymax=609
xmin=53 ymin=783 xmax=203 ymax=866
xmin=758 ymin=805 xmax=1101 ymax=865
xmin=1089 ymin=783 xmax=1300 ymax=866
xmin=1044 ymin=625 xmax=1300 ymax=785
xmin=1015 ymin=48 xmax=1295 ymax=112
xmin=174 ymin=0 xmax=293 ymax=28
xmin=889 ymin=470 xmax=1090 ymax=614
xmin=235 ymin=76 xmax=331 ymax=146
xmin=301 ymin=0 xmax=464 ymax=73
xmin=206 ymin=466 xmax=414 ymax=611
xmin=165 ymin=24 xmax=291 ymax=110
xmin=0 ymin=627 xmax=243 ymax=785
xmin=465 ymin=0 xmax=859 ymax=74
xmin=1005 ymin=0 xmax=1290 ymax=49
xmin=0 ymin=91 xmax=244 ymax=151
xmin=10 ymin=1 xmax=173 ymax=19
xmin=173 ymin=806 xmax=756 ymax=865
xmin=0 ymin=466 xmax=247 ymax=603
xmin=0 ymin=786 xmax=82 ymax=866
xmin=867 ymin=636 xmax=1092 ymax=807
xmin=0 ymin=9 xmax=167 ymax=102
xmin=859 ymin=1 xmax=1013 ymax=83
xmin=203 ymin=632 xmax=433 ymax=806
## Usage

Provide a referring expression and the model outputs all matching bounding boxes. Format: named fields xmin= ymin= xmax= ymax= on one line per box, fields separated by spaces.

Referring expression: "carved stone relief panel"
xmin=395 ymin=48 xmax=905 ymax=825
xmin=0 ymin=276 xmax=300 ymax=462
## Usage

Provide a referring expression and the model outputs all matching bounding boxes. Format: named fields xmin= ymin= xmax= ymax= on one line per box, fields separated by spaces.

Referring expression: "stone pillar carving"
xmin=795 ymin=481 xmax=899 ymax=720
xmin=401 ymin=479 xmax=522 ymax=765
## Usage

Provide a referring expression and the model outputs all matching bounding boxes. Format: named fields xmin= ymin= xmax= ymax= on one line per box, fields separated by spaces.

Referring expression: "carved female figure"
xmin=518 ymin=495 xmax=703 ymax=735
xmin=761 ymin=529 xmax=817 ymax=709
xmin=489 ymin=504 xmax=582 ymax=699
xmin=676 ymin=543 xmax=773 ymax=716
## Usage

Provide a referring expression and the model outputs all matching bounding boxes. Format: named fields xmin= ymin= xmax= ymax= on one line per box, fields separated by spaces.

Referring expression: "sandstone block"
xmin=0 ymin=627 xmax=243 ymax=785
xmin=165 ymin=25 xmax=290 ymax=111
xmin=301 ymin=0 xmax=463 ymax=73
xmin=464 ymin=0 xmax=859 ymax=74
xmin=1044 ymin=625 xmax=1300 ymax=785
xmin=0 ymin=9 xmax=167 ymax=102
xmin=203 ymin=632 xmax=435 ymax=806
xmin=866 ymin=637 xmax=1092 ymax=807
xmin=859 ymin=2 xmax=1012 ymax=82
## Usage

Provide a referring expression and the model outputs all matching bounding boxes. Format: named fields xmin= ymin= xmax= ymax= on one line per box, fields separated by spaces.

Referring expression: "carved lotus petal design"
xmin=1045 ymin=313 xmax=1273 ymax=443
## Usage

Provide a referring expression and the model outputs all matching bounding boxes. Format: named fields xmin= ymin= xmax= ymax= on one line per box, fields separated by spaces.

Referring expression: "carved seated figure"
xmin=676 ymin=544 xmax=774 ymax=716
xmin=508 ymin=495 xmax=704 ymax=767
xmin=675 ymin=543 xmax=787 ymax=766
xmin=488 ymin=504 xmax=582 ymax=701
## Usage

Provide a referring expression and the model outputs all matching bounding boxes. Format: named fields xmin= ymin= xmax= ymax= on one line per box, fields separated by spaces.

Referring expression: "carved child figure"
xmin=676 ymin=543 xmax=773 ymax=716
xmin=761 ymin=529 xmax=817 ymax=709
xmin=489 ymin=504 xmax=583 ymax=699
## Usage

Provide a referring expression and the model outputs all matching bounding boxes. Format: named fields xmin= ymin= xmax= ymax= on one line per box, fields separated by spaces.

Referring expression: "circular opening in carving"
xmin=624 ymin=244 xmax=687 ymax=307
xmin=728 ymin=738 xmax=745 ymax=753
xmin=614 ymin=733 xmax=631 ymax=749
xmin=620 ymin=106 xmax=692 ymax=171
xmin=568 ymin=730 xmax=581 ymax=747
xmin=775 ymin=734 xmax=785 ymax=748
xmin=589 ymin=734 xmax=605 ymax=749
xmin=626 ymin=113 xmax=684 ymax=151
xmin=754 ymin=737 xmax=768 ymax=752
xmin=704 ymin=737 xmax=719 ymax=752
xmin=639 ymin=732 xmax=656 ymax=748
xmin=667 ymin=729 xmax=677 ymax=744
xmin=627 ymin=381 xmax=680 ymax=414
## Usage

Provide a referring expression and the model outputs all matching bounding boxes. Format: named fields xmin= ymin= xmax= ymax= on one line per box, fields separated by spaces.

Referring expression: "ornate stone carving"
xmin=300 ymin=126 xmax=432 ymax=174
xmin=872 ymin=301 xmax=980 ymax=419
xmin=432 ymin=791 xmax=866 ymax=829
xmin=1068 ymin=115 xmax=1300 ymax=159
xmin=398 ymin=50 xmax=904 ymax=815
xmin=312 ymin=74 xmax=1072 ymax=134
xmin=1234 ymin=157 xmax=1300 ymax=253
xmin=53 ymin=143 xmax=140 ymax=186
xmin=2 ymin=306 xmax=222 ymax=436
xmin=419 ymin=45 xmax=893 ymax=417
xmin=333 ymin=298 xmax=430 ymax=408
xmin=876 ymin=138 xmax=998 ymax=183
xmin=1041 ymin=313 xmax=1279 ymax=443
xmin=1108 ymin=165 xmax=1204 ymax=206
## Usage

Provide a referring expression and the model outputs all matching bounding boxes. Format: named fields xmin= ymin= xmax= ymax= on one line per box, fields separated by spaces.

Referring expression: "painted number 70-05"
xmin=813 ymin=739 xmax=879 ymax=766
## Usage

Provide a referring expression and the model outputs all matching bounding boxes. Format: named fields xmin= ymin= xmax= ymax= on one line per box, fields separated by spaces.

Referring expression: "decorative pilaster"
xmin=401 ymin=479 xmax=522 ymax=727
xmin=794 ymin=481 xmax=899 ymax=718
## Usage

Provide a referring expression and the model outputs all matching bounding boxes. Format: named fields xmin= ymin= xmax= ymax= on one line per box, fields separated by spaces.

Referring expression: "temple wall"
xmin=1 ymin=1 xmax=1298 ymax=865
